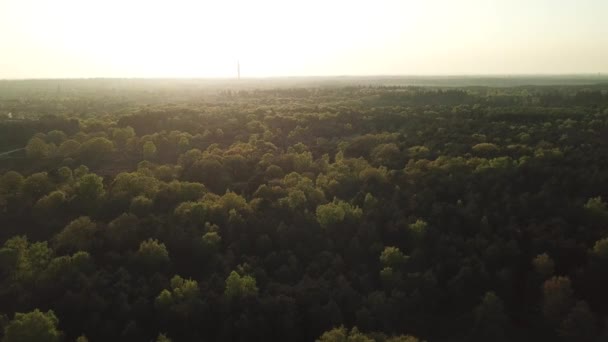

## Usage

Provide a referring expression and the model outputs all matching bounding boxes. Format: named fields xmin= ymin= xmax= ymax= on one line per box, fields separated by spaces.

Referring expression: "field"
xmin=1 ymin=77 xmax=608 ymax=341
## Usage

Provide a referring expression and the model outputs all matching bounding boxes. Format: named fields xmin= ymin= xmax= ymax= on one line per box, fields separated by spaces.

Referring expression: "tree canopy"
xmin=1 ymin=80 xmax=608 ymax=341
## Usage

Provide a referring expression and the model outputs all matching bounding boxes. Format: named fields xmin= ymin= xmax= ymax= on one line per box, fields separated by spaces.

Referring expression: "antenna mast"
xmin=237 ymin=60 xmax=240 ymax=80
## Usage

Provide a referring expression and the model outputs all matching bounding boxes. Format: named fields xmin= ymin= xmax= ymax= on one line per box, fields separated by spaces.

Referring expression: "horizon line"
xmin=1 ymin=73 xmax=608 ymax=81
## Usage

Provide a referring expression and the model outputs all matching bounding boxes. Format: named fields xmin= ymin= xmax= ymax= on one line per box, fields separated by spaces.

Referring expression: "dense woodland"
xmin=1 ymin=79 xmax=608 ymax=341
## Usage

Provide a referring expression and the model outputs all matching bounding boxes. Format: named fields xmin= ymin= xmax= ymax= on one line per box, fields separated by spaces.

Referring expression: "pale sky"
xmin=0 ymin=0 xmax=607 ymax=78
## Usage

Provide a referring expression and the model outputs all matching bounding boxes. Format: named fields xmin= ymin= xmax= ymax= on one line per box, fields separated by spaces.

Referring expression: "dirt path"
xmin=0 ymin=148 xmax=24 ymax=157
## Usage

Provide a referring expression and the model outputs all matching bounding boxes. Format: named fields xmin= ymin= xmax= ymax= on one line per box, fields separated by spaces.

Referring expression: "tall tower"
xmin=237 ymin=60 xmax=240 ymax=80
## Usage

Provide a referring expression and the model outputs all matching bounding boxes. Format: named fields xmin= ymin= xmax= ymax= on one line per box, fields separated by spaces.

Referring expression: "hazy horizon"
xmin=2 ymin=0 xmax=607 ymax=79
xmin=2 ymin=74 xmax=608 ymax=82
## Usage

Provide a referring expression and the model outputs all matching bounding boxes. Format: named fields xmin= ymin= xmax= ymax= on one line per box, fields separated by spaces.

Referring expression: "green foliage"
xmin=74 ymin=172 xmax=105 ymax=214
xmin=217 ymin=191 xmax=249 ymax=213
xmin=1 ymin=236 xmax=53 ymax=283
xmin=379 ymin=266 xmax=399 ymax=288
xmin=584 ymin=196 xmax=608 ymax=217
xmin=471 ymin=143 xmax=499 ymax=156
xmin=317 ymin=326 xmax=373 ymax=342
xmin=592 ymin=238 xmax=608 ymax=259
xmin=471 ymin=292 xmax=508 ymax=341
xmin=316 ymin=326 xmax=423 ymax=342
xmin=25 ymin=137 xmax=50 ymax=158
xmin=224 ymin=271 xmax=258 ymax=299
xmin=143 ymin=141 xmax=157 ymax=160
xmin=2 ymin=309 xmax=61 ymax=342
xmin=54 ymin=217 xmax=97 ymax=253
xmin=407 ymin=145 xmax=430 ymax=159
xmin=316 ymin=202 xmax=346 ymax=228
xmin=137 ymin=239 xmax=170 ymax=271
xmin=156 ymin=333 xmax=172 ymax=342
xmin=112 ymin=126 xmax=135 ymax=147
xmin=408 ymin=219 xmax=428 ymax=238
xmin=73 ymin=165 xmax=89 ymax=179
xmin=3 ymin=81 xmax=608 ymax=341
xmin=316 ymin=199 xmax=362 ymax=228
xmin=1 ymin=171 xmax=24 ymax=196
xmin=78 ymin=137 xmax=114 ymax=161
xmin=542 ymin=276 xmax=574 ymax=326
xmin=33 ymin=191 xmax=66 ymax=219
xmin=76 ymin=173 xmax=104 ymax=201
xmin=130 ymin=195 xmax=153 ymax=216
xmin=105 ymin=213 xmax=139 ymax=248
xmin=56 ymin=166 xmax=73 ymax=183
xmin=371 ymin=143 xmax=401 ymax=168
xmin=155 ymin=275 xmax=200 ymax=318
xmin=201 ymin=231 xmax=221 ymax=253
xmin=43 ymin=251 xmax=93 ymax=284
xmin=57 ymin=139 xmax=80 ymax=157
xmin=532 ymin=253 xmax=555 ymax=278
xmin=111 ymin=171 xmax=160 ymax=200
xmin=379 ymin=247 xmax=408 ymax=268
xmin=22 ymin=172 xmax=52 ymax=199
xmin=46 ymin=130 xmax=67 ymax=145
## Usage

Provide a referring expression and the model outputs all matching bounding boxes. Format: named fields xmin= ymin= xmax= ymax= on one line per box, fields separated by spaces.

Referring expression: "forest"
xmin=1 ymin=78 xmax=608 ymax=341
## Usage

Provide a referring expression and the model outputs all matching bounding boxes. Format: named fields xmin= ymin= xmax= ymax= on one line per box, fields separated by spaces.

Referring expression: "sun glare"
xmin=3 ymin=0 xmax=419 ymax=77
xmin=1 ymin=0 xmax=606 ymax=78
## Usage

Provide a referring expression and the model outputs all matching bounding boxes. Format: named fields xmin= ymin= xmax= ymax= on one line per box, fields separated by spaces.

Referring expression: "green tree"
xmin=57 ymin=139 xmax=80 ymax=158
xmin=54 ymin=216 xmax=97 ymax=253
xmin=156 ymin=333 xmax=172 ymax=342
xmin=472 ymin=143 xmax=499 ymax=157
xmin=105 ymin=213 xmax=139 ymax=249
xmin=2 ymin=309 xmax=61 ymax=342
xmin=78 ymin=137 xmax=114 ymax=161
xmin=46 ymin=130 xmax=67 ymax=145
xmin=33 ymin=191 xmax=66 ymax=220
xmin=592 ymin=238 xmax=608 ymax=259
xmin=73 ymin=165 xmax=89 ymax=179
xmin=407 ymin=145 xmax=430 ymax=159
xmin=316 ymin=199 xmax=361 ymax=228
xmin=55 ymin=166 xmax=73 ymax=183
xmin=584 ymin=197 xmax=608 ymax=222
xmin=584 ymin=196 xmax=607 ymax=212
xmin=532 ymin=253 xmax=555 ymax=278
xmin=201 ymin=231 xmax=221 ymax=254
xmin=137 ymin=239 xmax=170 ymax=272
xmin=371 ymin=143 xmax=401 ymax=168
xmin=155 ymin=275 xmax=201 ymax=318
xmin=316 ymin=326 xmax=423 ymax=342
xmin=130 ymin=195 xmax=153 ymax=216
xmin=1 ymin=171 xmax=24 ymax=196
xmin=1 ymin=236 xmax=52 ymax=284
xmin=74 ymin=173 xmax=105 ymax=214
xmin=471 ymin=292 xmax=508 ymax=342
xmin=22 ymin=172 xmax=52 ymax=200
xmin=224 ymin=271 xmax=258 ymax=299
xmin=25 ymin=137 xmax=50 ymax=159
xmin=143 ymin=141 xmax=157 ymax=160
xmin=316 ymin=202 xmax=346 ymax=228
xmin=542 ymin=276 xmax=574 ymax=326
xmin=408 ymin=219 xmax=428 ymax=239
xmin=316 ymin=326 xmax=373 ymax=342
xmin=380 ymin=246 xmax=408 ymax=268
xmin=112 ymin=126 xmax=135 ymax=147
xmin=75 ymin=173 xmax=104 ymax=200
